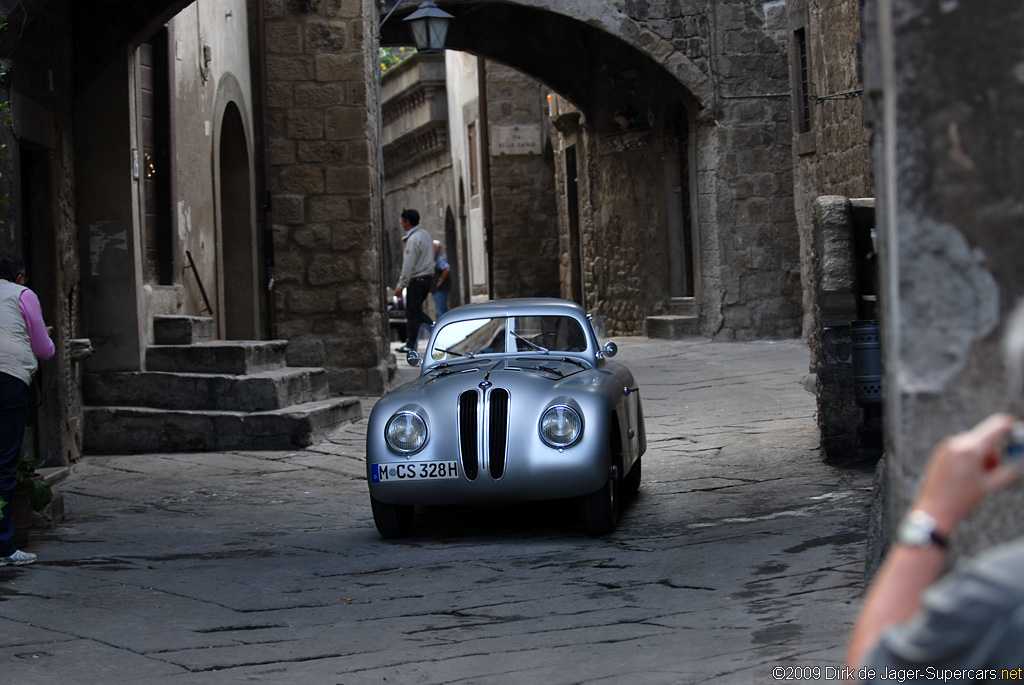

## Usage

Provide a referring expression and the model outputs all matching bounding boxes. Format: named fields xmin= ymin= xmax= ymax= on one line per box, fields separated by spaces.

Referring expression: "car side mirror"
xmin=603 ymin=341 xmax=618 ymax=358
xmin=406 ymin=350 xmax=421 ymax=367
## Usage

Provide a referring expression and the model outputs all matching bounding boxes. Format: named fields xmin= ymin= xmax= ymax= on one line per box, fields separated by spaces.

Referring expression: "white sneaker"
xmin=0 ymin=550 xmax=37 ymax=566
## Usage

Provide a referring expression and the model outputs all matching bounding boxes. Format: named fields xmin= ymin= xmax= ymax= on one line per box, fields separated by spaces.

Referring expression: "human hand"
xmin=46 ymin=326 xmax=53 ymax=337
xmin=915 ymin=413 xmax=1021 ymax=534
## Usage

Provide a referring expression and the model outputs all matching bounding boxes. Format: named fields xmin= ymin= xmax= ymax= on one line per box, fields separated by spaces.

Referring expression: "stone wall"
xmin=485 ymin=63 xmax=560 ymax=300
xmin=544 ymin=0 xmax=799 ymax=339
xmin=262 ymin=0 xmax=388 ymax=394
xmin=708 ymin=0 xmax=800 ymax=340
xmin=811 ymin=196 xmax=880 ymax=465
xmin=375 ymin=0 xmax=804 ymax=340
xmin=787 ymin=0 xmax=873 ymax=345
xmin=2 ymin=1 xmax=83 ymax=466
xmin=867 ymin=0 xmax=1024 ymax=559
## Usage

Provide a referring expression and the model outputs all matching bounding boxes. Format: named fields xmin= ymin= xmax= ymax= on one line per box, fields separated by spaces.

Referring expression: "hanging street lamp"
xmin=402 ymin=1 xmax=454 ymax=53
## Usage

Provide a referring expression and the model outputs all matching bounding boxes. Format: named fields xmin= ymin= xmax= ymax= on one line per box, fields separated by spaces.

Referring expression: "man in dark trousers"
xmin=394 ymin=209 xmax=434 ymax=353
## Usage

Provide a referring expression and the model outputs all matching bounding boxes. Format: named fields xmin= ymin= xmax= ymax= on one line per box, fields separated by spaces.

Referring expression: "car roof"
xmin=437 ymin=298 xmax=588 ymax=323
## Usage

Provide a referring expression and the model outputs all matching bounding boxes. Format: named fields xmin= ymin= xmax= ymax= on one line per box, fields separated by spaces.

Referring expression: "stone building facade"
xmin=380 ymin=50 xmax=560 ymax=320
xmin=483 ymin=62 xmax=560 ymax=301
xmin=262 ymin=0 xmax=389 ymax=392
xmin=0 ymin=0 xmax=811 ymax=465
xmin=1 ymin=1 xmax=79 ymax=465
xmin=383 ymin=0 xmax=803 ymax=339
xmin=784 ymin=0 xmax=877 ymax=464
xmin=0 ymin=0 xmax=265 ymax=464
xmin=788 ymin=0 xmax=873 ymax=333
xmin=379 ymin=52 xmax=457 ymax=315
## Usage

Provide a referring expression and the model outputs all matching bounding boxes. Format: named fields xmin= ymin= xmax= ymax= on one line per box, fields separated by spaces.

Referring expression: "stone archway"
xmin=378 ymin=1 xmax=799 ymax=339
xmin=17 ymin=0 xmax=801 ymax=399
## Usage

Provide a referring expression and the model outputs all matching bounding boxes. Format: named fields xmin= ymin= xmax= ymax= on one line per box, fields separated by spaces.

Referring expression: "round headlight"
xmin=385 ymin=411 xmax=428 ymax=454
xmin=540 ymin=405 xmax=582 ymax=448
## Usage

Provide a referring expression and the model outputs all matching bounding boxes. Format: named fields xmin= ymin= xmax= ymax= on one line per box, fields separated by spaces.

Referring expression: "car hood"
xmin=384 ymin=356 xmax=600 ymax=400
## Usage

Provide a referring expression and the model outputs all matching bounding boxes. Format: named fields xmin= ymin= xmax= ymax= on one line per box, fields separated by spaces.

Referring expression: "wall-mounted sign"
xmin=490 ymin=125 xmax=542 ymax=156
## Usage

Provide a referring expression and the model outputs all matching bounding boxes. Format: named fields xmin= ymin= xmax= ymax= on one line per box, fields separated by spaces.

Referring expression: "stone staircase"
xmin=82 ymin=315 xmax=361 ymax=454
xmin=646 ymin=297 xmax=700 ymax=339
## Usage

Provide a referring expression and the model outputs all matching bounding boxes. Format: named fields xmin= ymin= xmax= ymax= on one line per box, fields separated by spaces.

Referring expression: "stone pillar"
xmin=263 ymin=0 xmax=388 ymax=394
xmin=870 ymin=0 xmax=1024 ymax=557
xmin=811 ymin=196 xmax=860 ymax=462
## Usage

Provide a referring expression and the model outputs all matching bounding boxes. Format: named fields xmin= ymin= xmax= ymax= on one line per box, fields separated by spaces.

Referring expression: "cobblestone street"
xmin=1 ymin=337 xmax=874 ymax=684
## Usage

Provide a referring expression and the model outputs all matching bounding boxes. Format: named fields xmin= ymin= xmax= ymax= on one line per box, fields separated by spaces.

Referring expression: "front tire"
xmin=370 ymin=496 xmax=415 ymax=539
xmin=583 ymin=468 xmax=619 ymax=536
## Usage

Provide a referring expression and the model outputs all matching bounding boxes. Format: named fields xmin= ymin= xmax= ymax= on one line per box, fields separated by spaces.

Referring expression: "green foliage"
xmin=380 ymin=46 xmax=415 ymax=73
xmin=0 ymin=447 xmax=53 ymax=520
xmin=25 ymin=478 xmax=53 ymax=512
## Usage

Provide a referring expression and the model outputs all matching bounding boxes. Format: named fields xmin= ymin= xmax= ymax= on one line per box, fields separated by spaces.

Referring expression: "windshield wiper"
xmin=436 ymin=346 xmax=470 ymax=358
xmin=511 ymin=331 xmax=549 ymax=354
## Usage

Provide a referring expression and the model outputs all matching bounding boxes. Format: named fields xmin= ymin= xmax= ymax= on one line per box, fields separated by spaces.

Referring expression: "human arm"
xmin=845 ymin=413 xmax=1021 ymax=671
xmin=396 ymin=229 xmax=430 ymax=294
xmin=396 ymin=258 xmax=411 ymax=296
xmin=18 ymin=288 xmax=55 ymax=360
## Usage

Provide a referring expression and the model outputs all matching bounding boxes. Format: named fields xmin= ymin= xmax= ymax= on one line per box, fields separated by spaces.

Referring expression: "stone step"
xmin=646 ymin=314 xmax=701 ymax=339
xmin=83 ymin=397 xmax=362 ymax=454
xmin=667 ymin=297 xmax=697 ymax=317
xmin=83 ymin=367 xmax=331 ymax=412
xmin=153 ymin=315 xmax=215 ymax=345
xmin=146 ymin=340 xmax=289 ymax=375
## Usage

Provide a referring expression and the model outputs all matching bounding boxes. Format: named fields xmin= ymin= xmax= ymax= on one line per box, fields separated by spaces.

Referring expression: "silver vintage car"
xmin=366 ymin=298 xmax=646 ymax=538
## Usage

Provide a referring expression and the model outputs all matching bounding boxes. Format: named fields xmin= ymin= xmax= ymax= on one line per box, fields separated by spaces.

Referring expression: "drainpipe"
xmin=255 ymin=0 xmax=276 ymax=339
xmin=477 ymin=56 xmax=494 ymax=300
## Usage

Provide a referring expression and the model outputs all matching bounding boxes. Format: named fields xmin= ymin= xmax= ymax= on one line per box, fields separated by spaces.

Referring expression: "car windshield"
xmin=428 ymin=315 xmax=588 ymax=362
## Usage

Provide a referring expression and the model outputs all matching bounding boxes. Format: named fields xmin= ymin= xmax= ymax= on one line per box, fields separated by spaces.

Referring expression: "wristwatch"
xmin=897 ymin=510 xmax=949 ymax=550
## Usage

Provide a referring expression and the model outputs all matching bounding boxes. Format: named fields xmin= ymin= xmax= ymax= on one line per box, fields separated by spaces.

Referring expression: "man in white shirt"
xmin=394 ymin=209 xmax=435 ymax=353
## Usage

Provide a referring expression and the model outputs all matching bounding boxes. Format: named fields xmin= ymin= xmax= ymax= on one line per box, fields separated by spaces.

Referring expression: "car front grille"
xmin=458 ymin=387 xmax=510 ymax=480
xmin=458 ymin=390 xmax=479 ymax=480
xmin=488 ymin=389 xmax=509 ymax=479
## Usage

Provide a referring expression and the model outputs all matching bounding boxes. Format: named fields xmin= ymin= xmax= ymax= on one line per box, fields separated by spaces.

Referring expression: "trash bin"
xmin=852 ymin=319 xmax=882 ymax=407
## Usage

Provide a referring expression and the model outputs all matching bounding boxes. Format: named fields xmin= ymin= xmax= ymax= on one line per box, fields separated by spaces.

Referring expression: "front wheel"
xmin=583 ymin=468 xmax=619 ymax=536
xmin=370 ymin=496 xmax=415 ymax=539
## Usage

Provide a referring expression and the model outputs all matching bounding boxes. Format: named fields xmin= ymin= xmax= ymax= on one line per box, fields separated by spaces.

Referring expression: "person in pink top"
xmin=0 ymin=253 xmax=55 ymax=566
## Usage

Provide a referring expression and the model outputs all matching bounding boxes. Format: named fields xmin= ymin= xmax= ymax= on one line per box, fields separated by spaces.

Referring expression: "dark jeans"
xmin=0 ymin=372 xmax=28 ymax=556
xmin=405 ymin=276 xmax=434 ymax=349
xmin=432 ymin=289 xmax=449 ymax=317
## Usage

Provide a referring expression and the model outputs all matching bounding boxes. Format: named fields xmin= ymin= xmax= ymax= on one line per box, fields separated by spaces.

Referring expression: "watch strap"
xmin=899 ymin=509 xmax=950 ymax=549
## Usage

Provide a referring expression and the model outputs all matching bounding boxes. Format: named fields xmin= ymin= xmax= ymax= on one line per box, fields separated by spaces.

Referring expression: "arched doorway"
xmin=217 ymin=102 xmax=258 ymax=340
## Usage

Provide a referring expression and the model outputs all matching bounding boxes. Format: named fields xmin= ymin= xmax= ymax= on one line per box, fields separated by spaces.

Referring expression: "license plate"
xmin=372 ymin=461 xmax=459 ymax=482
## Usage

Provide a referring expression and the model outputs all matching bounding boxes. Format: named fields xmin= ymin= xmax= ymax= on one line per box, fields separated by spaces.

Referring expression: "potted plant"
xmin=2 ymin=447 xmax=54 ymax=548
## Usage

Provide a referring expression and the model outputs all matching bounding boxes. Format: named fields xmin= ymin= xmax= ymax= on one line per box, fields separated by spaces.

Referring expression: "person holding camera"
xmin=845 ymin=412 xmax=1024 ymax=678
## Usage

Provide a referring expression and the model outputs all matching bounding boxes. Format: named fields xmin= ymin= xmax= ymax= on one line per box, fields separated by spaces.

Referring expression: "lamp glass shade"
xmin=404 ymin=1 xmax=453 ymax=53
